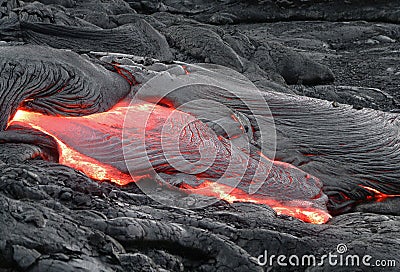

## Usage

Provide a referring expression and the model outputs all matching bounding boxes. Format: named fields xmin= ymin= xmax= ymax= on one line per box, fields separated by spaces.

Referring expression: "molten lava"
xmin=182 ymin=181 xmax=330 ymax=224
xmin=360 ymin=185 xmax=400 ymax=202
xmin=12 ymin=103 xmax=141 ymax=185
xmin=10 ymin=101 xmax=331 ymax=224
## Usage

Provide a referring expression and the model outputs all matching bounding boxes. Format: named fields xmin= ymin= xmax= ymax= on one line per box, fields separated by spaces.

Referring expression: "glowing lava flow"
xmin=11 ymin=103 xmax=144 ymax=186
xmin=360 ymin=185 xmax=400 ymax=202
xmin=10 ymin=102 xmax=331 ymax=224
xmin=182 ymin=181 xmax=331 ymax=224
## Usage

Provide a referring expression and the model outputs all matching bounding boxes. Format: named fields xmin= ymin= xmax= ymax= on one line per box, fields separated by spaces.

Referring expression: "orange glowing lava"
xmin=182 ymin=180 xmax=331 ymax=224
xmin=360 ymin=185 xmax=400 ymax=202
xmin=11 ymin=103 xmax=146 ymax=186
xmin=10 ymin=102 xmax=330 ymax=224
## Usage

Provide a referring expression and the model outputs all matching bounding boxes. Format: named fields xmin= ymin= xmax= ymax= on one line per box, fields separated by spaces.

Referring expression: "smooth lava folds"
xmin=10 ymin=100 xmax=331 ymax=224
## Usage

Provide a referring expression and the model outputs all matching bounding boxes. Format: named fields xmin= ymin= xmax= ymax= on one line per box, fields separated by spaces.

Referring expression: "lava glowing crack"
xmin=10 ymin=101 xmax=331 ymax=224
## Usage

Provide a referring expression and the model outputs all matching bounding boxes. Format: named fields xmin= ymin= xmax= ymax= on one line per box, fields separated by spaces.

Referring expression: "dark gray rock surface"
xmin=0 ymin=1 xmax=399 ymax=271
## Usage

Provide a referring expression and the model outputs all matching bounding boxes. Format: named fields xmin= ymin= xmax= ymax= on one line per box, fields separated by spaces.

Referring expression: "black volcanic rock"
xmin=1 ymin=1 xmax=400 ymax=271
xmin=177 ymin=0 xmax=400 ymax=24
xmin=165 ymin=24 xmax=244 ymax=71
xmin=21 ymin=20 xmax=173 ymax=60
xmin=0 ymin=159 xmax=399 ymax=271
xmin=0 ymin=45 xmax=131 ymax=130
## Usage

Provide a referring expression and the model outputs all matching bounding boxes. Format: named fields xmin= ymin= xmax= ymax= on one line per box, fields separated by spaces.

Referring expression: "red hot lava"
xmin=10 ymin=101 xmax=331 ymax=224
xmin=360 ymin=185 xmax=400 ymax=202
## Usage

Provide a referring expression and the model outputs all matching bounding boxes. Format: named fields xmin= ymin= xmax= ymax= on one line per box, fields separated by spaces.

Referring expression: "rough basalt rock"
xmin=1 ymin=1 xmax=400 ymax=271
